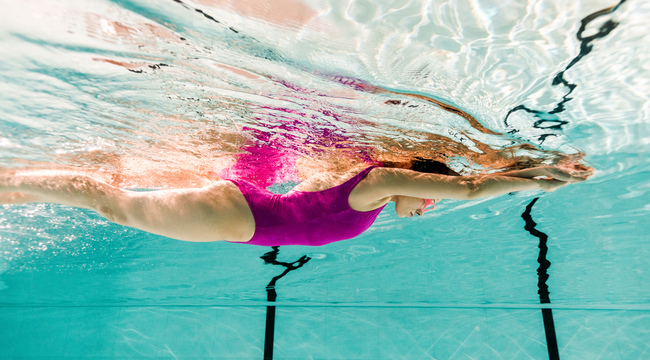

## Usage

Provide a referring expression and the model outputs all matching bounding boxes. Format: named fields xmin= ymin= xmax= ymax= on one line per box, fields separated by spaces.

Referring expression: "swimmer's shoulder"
xmin=291 ymin=166 xmax=368 ymax=192
xmin=348 ymin=166 xmax=397 ymax=211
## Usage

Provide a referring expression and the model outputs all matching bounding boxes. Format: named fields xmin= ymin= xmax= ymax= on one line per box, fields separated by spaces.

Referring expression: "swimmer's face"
xmin=394 ymin=196 xmax=440 ymax=218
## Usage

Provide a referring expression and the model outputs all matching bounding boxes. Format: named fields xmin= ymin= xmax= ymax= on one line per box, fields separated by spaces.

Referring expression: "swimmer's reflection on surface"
xmin=0 ymin=159 xmax=592 ymax=247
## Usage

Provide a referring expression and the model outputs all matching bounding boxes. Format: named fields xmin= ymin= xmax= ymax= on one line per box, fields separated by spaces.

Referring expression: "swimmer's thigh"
xmin=113 ymin=181 xmax=254 ymax=242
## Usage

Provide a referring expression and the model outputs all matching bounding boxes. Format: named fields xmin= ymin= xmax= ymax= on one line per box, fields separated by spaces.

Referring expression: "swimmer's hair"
xmin=382 ymin=157 xmax=459 ymax=176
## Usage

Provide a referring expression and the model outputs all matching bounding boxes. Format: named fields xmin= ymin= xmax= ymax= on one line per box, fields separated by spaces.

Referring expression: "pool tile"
xmin=0 ymin=307 xmax=70 ymax=357
xmin=212 ymin=306 xmax=266 ymax=359
xmin=274 ymin=307 xmax=327 ymax=358
xmin=553 ymin=309 xmax=622 ymax=360
xmin=427 ymin=309 xmax=493 ymax=360
xmin=112 ymin=307 xmax=171 ymax=357
xmin=0 ymin=306 xmax=26 ymax=357
xmin=274 ymin=306 xmax=381 ymax=360
xmin=62 ymin=306 xmax=121 ymax=357
xmin=111 ymin=306 xmax=267 ymax=358
xmin=275 ymin=307 xmax=500 ymax=360
xmin=377 ymin=307 xmax=436 ymax=360
xmin=612 ymin=310 xmax=650 ymax=360
xmin=483 ymin=309 xmax=548 ymax=360
xmin=161 ymin=308 xmax=218 ymax=357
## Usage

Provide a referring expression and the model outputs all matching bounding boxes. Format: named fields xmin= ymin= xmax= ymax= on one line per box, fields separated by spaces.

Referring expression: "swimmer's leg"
xmin=0 ymin=170 xmax=122 ymax=214
xmin=0 ymin=192 xmax=39 ymax=204
xmin=0 ymin=169 xmax=253 ymax=242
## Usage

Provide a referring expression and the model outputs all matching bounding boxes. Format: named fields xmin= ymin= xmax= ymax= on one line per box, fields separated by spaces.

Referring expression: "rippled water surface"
xmin=0 ymin=0 xmax=649 ymax=312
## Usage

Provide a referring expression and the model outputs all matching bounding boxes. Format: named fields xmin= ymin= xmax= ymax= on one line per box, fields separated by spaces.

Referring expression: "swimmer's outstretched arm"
xmin=374 ymin=165 xmax=592 ymax=201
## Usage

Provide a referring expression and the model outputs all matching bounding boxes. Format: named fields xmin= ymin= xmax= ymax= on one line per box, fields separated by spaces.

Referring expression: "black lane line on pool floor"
xmin=504 ymin=0 xmax=628 ymax=143
xmin=260 ymin=247 xmax=311 ymax=360
xmin=522 ymin=197 xmax=560 ymax=360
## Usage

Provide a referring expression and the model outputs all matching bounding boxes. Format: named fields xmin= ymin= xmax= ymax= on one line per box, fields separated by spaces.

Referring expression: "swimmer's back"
xmin=226 ymin=166 xmax=387 ymax=246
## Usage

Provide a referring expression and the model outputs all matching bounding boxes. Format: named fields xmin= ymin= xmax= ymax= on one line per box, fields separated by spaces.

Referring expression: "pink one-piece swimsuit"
xmin=226 ymin=166 xmax=385 ymax=246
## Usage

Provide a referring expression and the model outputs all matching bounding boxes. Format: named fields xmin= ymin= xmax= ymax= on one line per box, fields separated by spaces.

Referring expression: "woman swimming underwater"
xmin=0 ymin=162 xmax=592 ymax=246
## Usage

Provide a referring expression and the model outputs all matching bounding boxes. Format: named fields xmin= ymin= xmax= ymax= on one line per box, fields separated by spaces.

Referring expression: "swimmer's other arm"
xmin=375 ymin=166 xmax=589 ymax=200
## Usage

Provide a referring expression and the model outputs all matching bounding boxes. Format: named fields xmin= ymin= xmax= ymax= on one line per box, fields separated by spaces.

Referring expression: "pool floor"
xmin=1 ymin=304 xmax=648 ymax=359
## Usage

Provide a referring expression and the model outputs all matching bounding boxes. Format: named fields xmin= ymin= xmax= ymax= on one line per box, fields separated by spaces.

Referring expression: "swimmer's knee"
xmin=96 ymin=204 xmax=128 ymax=224
xmin=95 ymin=189 xmax=130 ymax=225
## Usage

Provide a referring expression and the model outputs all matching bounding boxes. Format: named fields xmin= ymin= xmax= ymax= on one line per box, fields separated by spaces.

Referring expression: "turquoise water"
xmin=1 ymin=0 xmax=649 ymax=359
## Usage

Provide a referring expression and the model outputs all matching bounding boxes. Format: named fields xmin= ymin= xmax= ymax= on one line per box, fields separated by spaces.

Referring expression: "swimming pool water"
xmin=1 ymin=0 xmax=649 ymax=359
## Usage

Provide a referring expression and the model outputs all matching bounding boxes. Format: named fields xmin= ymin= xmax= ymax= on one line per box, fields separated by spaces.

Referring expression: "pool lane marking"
xmin=260 ymin=246 xmax=311 ymax=360
xmin=504 ymin=0 xmax=628 ymax=143
xmin=522 ymin=197 xmax=560 ymax=360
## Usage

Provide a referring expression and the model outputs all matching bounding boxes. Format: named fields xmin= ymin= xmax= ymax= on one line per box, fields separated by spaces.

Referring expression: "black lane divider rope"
xmin=522 ymin=197 xmax=560 ymax=360
xmin=505 ymin=0 xmax=628 ymax=143
xmin=260 ymin=247 xmax=311 ymax=360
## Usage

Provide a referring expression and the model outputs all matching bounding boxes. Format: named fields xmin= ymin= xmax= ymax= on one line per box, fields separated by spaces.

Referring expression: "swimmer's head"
xmin=392 ymin=196 xmax=439 ymax=218
xmin=381 ymin=157 xmax=452 ymax=218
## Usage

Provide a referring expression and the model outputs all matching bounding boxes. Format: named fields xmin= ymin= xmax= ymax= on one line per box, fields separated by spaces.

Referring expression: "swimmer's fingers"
xmin=537 ymin=170 xmax=592 ymax=191
xmin=562 ymin=164 xmax=594 ymax=176
xmin=567 ymin=163 xmax=594 ymax=172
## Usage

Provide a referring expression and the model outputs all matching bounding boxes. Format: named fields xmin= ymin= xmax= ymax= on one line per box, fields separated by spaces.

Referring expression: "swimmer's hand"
xmin=543 ymin=165 xmax=593 ymax=182
xmin=536 ymin=178 xmax=571 ymax=192
xmin=530 ymin=165 xmax=594 ymax=192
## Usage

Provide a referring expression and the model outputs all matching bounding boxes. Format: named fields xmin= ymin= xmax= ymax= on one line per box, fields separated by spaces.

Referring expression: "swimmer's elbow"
xmin=458 ymin=177 xmax=482 ymax=200
xmin=461 ymin=175 xmax=539 ymax=200
xmin=424 ymin=175 xmax=479 ymax=200
xmin=379 ymin=169 xmax=480 ymax=200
